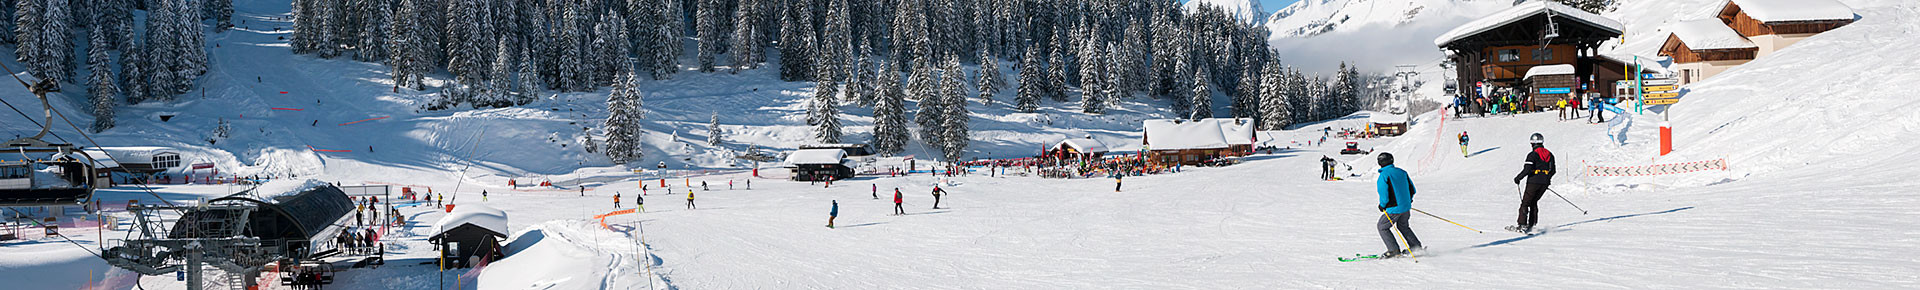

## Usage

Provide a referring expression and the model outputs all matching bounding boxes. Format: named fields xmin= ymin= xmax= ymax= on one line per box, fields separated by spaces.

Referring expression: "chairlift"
xmin=1 ymin=79 xmax=98 ymax=206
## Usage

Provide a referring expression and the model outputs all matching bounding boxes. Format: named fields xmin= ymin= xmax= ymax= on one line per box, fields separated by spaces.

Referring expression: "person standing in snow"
xmin=702 ymin=181 xmax=709 ymax=191
xmin=1114 ymin=173 xmax=1123 ymax=192
xmin=1459 ymin=132 xmax=1471 ymax=157
xmin=1321 ymin=156 xmax=1337 ymax=180
xmin=637 ymin=194 xmax=646 ymax=212
xmin=686 ymin=189 xmax=697 ymax=209
xmin=931 ymin=186 xmax=947 ymax=209
xmin=481 ymin=190 xmax=489 ymax=202
xmin=827 ymin=200 xmax=839 ymax=229
xmin=614 ymin=192 xmax=622 ymax=209
xmin=1510 ymin=133 xmax=1558 ymax=233
xmin=871 ymin=184 xmax=878 ymax=200
xmin=892 ymin=188 xmax=905 ymax=215
xmin=1374 ymin=153 xmax=1423 ymax=258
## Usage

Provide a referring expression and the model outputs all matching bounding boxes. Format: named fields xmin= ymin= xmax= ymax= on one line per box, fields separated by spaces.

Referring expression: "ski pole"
xmin=1412 ymin=208 xmax=1482 ymax=233
xmin=1380 ymin=211 xmax=1418 ymax=263
xmin=1545 ymin=188 xmax=1588 ymax=214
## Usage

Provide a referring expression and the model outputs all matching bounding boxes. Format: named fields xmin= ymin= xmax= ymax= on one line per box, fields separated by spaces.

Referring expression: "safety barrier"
xmin=1583 ymin=158 xmax=1728 ymax=177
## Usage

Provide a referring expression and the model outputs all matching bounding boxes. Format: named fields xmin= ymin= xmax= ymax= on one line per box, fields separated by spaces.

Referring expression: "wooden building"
xmin=785 ymin=149 xmax=854 ymax=181
xmin=1045 ymin=138 xmax=1109 ymax=162
xmin=1140 ymin=119 xmax=1255 ymax=166
xmin=1523 ymin=64 xmax=1579 ymax=107
xmin=1435 ymin=1 xmax=1623 ymax=108
xmin=431 ymin=204 xmax=508 ymax=268
xmin=1662 ymin=0 xmax=1854 ymax=84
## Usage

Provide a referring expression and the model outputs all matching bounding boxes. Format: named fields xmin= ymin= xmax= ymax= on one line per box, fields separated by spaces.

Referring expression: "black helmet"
xmin=1529 ymin=133 xmax=1545 ymax=144
xmin=1377 ymin=153 xmax=1395 ymax=167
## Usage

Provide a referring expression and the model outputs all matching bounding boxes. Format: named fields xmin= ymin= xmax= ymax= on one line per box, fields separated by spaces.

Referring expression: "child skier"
xmin=1374 ymin=153 xmax=1423 ymax=258
xmin=1510 ymin=133 xmax=1557 ymax=233
xmin=827 ymin=200 xmax=838 ymax=229
xmin=1321 ymin=156 xmax=1337 ymax=180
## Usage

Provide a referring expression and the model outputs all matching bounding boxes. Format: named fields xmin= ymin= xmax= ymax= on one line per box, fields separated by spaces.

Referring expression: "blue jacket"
xmin=830 ymin=203 xmax=839 ymax=216
xmin=1377 ymin=165 xmax=1416 ymax=214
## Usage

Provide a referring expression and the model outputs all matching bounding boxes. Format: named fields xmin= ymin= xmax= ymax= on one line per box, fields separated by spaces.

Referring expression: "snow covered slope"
xmin=1262 ymin=0 xmax=1511 ymax=74
xmin=1185 ymin=0 xmax=1269 ymax=24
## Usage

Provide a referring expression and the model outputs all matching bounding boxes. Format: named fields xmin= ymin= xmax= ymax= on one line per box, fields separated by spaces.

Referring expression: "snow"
xmin=434 ymin=204 xmax=508 ymax=237
xmin=1184 ymin=0 xmax=1268 ymax=24
xmin=1368 ymin=112 xmax=1409 ymax=124
xmin=1596 ymin=52 xmax=1672 ymax=74
xmin=784 ymin=148 xmax=847 ymax=165
xmin=1521 ymin=64 xmax=1577 ymax=80
xmin=1725 ymin=0 xmax=1856 ymax=23
xmin=1264 ymin=0 xmax=1515 ymax=74
xmin=1142 ymin=119 xmax=1229 ymax=150
xmin=1433 ymin=1 xmax=1625 ymax=47
xmin=1666 ymin=19 xmax=1759 ymax=51
xmin=1213 ymin=118 xmax=1258 ymax=146
xmin=1055 ymin=138 xmax=1109 ymax=153
xmin=248 ymin=178 xmax=333 ymax=200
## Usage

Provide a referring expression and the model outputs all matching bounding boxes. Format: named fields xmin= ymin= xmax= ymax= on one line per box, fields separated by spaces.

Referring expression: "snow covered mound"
xmin=1262 ymin=0 xmax=1513 ymax=73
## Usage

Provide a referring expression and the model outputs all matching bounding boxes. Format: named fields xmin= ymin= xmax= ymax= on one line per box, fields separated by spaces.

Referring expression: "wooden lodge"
xmin=1436 ymin=2 xmax=1624 ymax=109
xmin=1662 ymin=0 xmax=1854 ymax=84
xmin=1140 ymin=118 xmax=1256 ymax=166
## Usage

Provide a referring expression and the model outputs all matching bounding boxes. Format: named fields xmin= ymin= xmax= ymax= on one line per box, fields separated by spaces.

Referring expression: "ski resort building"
xmin=1435 ymin=1 xmax=1623 ymax=109
xmin=1140 ymin=119 xmax=1256 ymax=166
xmin=1045 ymin=137 xmax=1109 ymax=162
xmin=785 ymin=149 xmax=854 ymax=181
xmin=432 ymin=204 xmax=509 ymax=268
xmin=1661 ymin=0 xmax=1855 ymax=84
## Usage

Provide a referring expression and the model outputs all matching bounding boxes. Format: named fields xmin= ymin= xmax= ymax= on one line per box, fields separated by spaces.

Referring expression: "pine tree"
xmin=557 ymin=4 xmax=589 ymax=91
xmin=1191 ymin=68 xmax=1212 ymax=120
xmin=695 ymin=0 xmax=722 ymax=72
xmin=313 ymin=0 xmax=343 ymax=58
xmin=870 ymin=69 xmax=910 ymax=155
xmin=809 ymin=80 xmax=843 ymax=143
xmin=389 ymin=0 xmax=429 ymax=91
xmin=1045 ymin=40 xmax=1070 ymax=102
xmin=603 ymin=70 xmax=646 ymax=164
xmin=483 ymin=38 xmax=515 ymax=108
xmin=87 ymin=23 xmax=116 ymax=133
xmin=211 ymin=0 xmax=234 ymax=32
xmin=290 ymin=0 xmax=316 ymax=53
xmin=445 ymin=0 xmax=487 ymax=84
xmin=975 ymin=49 xmax=1003 ymax=104
xmin=355 ymin=0 xmax=391 ymax=62
xmin=121 ymin=40 xmax=150 ymax=104
xmin=25 ymin=0 xmax=73 ymax=83
xmin=1079 ymin=41 xmax=1106 ymax=114
xmin=729 ymin=0 xmax=761 ymax=73
xmin=908 ymin=61 xmax=943 ymax=149
xmin=818 ymin=0 xmax=853 ymax=82
xmin=937 ymin=55 xmax=971 ymax=161
xmin=1258 ymin=62 xmax=1291 ymax=130
xmin=888 ymin=0 xmax=929 ymax=71
xmin=1233 ymin=64 xmax=1261 ymax=118
xmin=653 ymin=0 xmax=684 ymax=79
xmin=1013 ymin=47 xmax=1042 ymax=113
xmin=516 ymin=46 xmax=543 ymax=105
xmin=778 ymin=4 xmax=817 ymax=81
xmin=707 ymin=111 xmax=724 ymax=146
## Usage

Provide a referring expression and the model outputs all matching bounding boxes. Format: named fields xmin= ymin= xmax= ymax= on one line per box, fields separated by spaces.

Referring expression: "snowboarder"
xmin=930 ymin=186 xmax=947 ymax=209
xmin=686 ymin=189 xmax=697 ymax=209
xmin=892 ymin=188 xmax=905 ymax=215
xmin=1459 ymin=132 xmax=1471 ymax=157
xmin=827 ymin=200 xmax=838 ymax=228
xmin=613 ymin=193 xmax=622 ymax=209
xmin=1374 ymin=153 xmax=1422 ymax=258
xmin=702 ymin=181 xmax=709 ymax=191
xmin=1510 ymin=133 xmax=1557 ymax=233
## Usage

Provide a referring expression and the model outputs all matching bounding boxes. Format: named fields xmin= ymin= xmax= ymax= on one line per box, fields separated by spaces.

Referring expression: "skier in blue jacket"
xmin=1375 ymin=153 xmax=1423 ymax=258
xmin=827 ymin=200 xmax=838 ymax=229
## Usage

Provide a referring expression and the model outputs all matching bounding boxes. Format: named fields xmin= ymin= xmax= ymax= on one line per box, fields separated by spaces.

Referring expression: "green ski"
xmin=1337 ymin=254 xmax=1385 ymax=262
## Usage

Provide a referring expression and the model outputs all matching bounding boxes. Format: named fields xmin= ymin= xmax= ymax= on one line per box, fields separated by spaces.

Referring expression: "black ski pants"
xmin=1519 ymin=183 xmax=1548 ymax=227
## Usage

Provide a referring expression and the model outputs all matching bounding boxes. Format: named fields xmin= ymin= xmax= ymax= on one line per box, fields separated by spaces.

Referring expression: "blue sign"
xmin=1537 ymin=87 xmax=1572 ymax=94
xmin=177 ymin=270 xmax=186 ymax=281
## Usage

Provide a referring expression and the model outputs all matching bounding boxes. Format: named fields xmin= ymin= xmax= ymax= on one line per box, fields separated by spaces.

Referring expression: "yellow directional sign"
xmin=1644 ymin=92 xmax=1679 ymax=99
xmin=1642 ymin=85 xmax=1677 ymax=92
xmin=1645 ymin=98 xmax=1680 ymax=105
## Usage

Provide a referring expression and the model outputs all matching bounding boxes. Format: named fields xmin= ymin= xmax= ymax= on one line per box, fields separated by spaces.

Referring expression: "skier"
xmin=686 ymin=189 xmax=697 ymax=209
xmin=642 ymin=184 xmax=648 ymax=195
xmin=1320 ymin=156 xmax=1337 ymax=181
xmin=1509 ymin=133 xmax=1557 ymax=233
xmin=827 ymin=200 xmax=839 ymax=229
xmin=1114 ymin=173 xmax=1123 ymax=192
xmin=1374 ymin=153 xmax=1423 ymax=258
xmin=613 ymin=192 xmax=622 ymax=209
xmin=892 ymin=188 xmax=905 ymax=215
xmin=930 ymin=186 xmax=947 ymax=209
xmin=729 ymin=180 xmax=734 ymax=190
xmin=702 ymin=181 xmax=709 ymax=191
xmin=1459 ymin=131 xmax=1471 ymax=157
xmin=746 ymin=179 xmax=751 ymax=190
xmin=637 ymin=194 xmax=646 ymax=212
xmin=871 ymin=184 xmax=878 ymax=200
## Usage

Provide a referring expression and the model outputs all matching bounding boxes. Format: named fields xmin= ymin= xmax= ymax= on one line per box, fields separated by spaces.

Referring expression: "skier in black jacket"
xmin=1509 ymin=133 xmax=1556 ymax=233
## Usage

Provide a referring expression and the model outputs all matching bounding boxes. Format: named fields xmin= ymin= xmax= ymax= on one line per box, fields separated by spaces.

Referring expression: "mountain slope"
xmin=1185 ymin=0 xmax=1269 ymax=24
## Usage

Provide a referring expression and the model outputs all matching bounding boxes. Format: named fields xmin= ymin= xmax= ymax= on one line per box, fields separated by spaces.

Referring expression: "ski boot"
xmin=1504 ymin=225 xmax=1532 ymax=234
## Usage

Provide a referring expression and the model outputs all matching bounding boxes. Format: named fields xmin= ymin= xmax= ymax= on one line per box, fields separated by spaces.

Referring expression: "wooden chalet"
xmin=1140 ymin=119 xmax=1255 ymax=166
xmin=1435 ymin=1 xmax=1623 ymax=109
xmin=1662 ymin=0 xmax=1854 ymax=84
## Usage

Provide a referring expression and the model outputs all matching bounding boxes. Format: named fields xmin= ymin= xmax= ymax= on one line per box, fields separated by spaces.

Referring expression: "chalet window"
xmin=154 ymin=154 xmax=181 ymax=169
xmin=1498 ymin=49 xmax=1521 ymax=62
xmin=1532 ymin=48 xmax=1554 ymax=61
xmin=1 ymin=165 xmax=28 ymax=179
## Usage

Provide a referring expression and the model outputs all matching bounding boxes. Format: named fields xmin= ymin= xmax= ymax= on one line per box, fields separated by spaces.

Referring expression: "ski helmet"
xmin=1529 ymin=133 xmax=1545 ymax=144
xmin=1377 ymin=152 xmax=1395 ymax=167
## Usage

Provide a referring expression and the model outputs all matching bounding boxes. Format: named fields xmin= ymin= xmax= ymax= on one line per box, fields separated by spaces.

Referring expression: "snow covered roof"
xmin=1142 ymin=119 xmax=1229 ymax=151
xmin=1055 ymin=138 xmax=1109 ymax=153
xmin=1523 ymin=64 xmax=1577 ymax=80
xmin=1667 ymin=19 xmax=1758 ymax=51
xmin=1211 ymin=118 xmax=1257 ymax=146
xmin=92 ymin=146 xmax=178 ymax=163
xmin=253 ymin=179 xmax=335 ymax=200
xmin=1369 ymin=113 xmax=1409 ymax=124
xmin=435 ymin=204 xmax=509 ymax=237
xmin=785 ymin=149 xmax=848 ymax=165
xmin=1434 ymin=1 xmax=1624 ymax=47
xmin=1723 ymin=0 xmax=1854 ymax=23
xmin=1596 ymin=53 xmax=1671 ymax=74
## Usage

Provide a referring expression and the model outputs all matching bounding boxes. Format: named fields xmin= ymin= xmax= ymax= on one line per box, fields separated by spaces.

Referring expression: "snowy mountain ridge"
xmin=1185 ymin=0 xmax=1269 ymax=24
